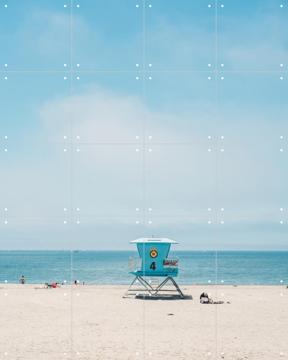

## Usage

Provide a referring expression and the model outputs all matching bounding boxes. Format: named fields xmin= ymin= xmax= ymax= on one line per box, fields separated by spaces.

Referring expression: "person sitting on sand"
xmin=19 ymin=275 xmax=26 ymax=284
xmin=200 ymin=292 xmax=212 ymax=304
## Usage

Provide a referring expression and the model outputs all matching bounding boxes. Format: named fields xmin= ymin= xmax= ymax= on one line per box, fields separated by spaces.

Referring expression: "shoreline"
xmin=0 ymin=283 xmax=287 ymax=288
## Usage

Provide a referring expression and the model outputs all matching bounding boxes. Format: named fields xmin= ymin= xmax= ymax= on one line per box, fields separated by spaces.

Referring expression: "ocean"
xmin=0 ymin=251 xmax=287 ymax=285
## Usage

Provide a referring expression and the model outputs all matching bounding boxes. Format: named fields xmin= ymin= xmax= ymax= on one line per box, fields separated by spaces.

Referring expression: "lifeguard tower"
xmin=125 ymin=237 xmax=185 ymax=299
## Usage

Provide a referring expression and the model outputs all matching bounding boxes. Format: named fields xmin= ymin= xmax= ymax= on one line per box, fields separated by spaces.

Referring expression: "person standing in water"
xmin=19 ymin=275 xmax=26 ymax=284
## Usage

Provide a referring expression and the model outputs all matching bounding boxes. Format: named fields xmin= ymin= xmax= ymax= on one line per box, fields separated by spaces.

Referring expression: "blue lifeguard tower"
xmin=125 ymin=237 xmax=184 ymax=299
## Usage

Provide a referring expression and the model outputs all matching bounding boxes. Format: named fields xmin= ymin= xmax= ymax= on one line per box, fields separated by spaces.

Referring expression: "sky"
xmin=0 ymin=0 xmax=288 ymax=250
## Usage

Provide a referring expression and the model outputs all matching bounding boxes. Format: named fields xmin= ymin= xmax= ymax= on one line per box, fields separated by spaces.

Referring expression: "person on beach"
xmin=200 ymin=292 xmax=225 ymax=305
xmin=45 ymin=282 xmax=60 ymax=289
xmin=19 ymin=275 xmax=26 ymax=284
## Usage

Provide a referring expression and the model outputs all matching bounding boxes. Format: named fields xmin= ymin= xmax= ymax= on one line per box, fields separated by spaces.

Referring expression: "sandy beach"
xmin=0 ymin=285 xmax=287 ymax=360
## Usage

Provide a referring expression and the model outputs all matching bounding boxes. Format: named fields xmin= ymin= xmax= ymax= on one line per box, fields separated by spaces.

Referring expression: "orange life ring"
xmin=150 ymin=248 xmax=158 ymax=258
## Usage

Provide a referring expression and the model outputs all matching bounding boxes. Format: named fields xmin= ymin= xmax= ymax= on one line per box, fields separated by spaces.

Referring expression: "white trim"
xmin=130 ymin=237 xmax=178 ymax=244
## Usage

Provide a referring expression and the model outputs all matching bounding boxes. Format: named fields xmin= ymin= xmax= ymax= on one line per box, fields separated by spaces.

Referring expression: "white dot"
xmin=136 ymin=220 xmax=140 ymax=224
xmin=208 ymin=148 xmax=212 ymax=152
xmin=4 ymin=220 xmax=8 ymax=225
xmin=221 ymin=208 xmax=224 ymax=211
xmin=208 ymin=208 xmax=212 ymax=211
xmin=280 ymin=208 xmax=284 ymax=212
xmin=280 ymin=293 xmax=283 ymax=296
xmin=136 ymin=4 xmax=139 ymax=8
xmin=148 ymin=63 xmax=152 ymax=67
xmin=64 ymin=208 xmax=67 ymax=211
xmin=220 ymin=220 xmax=225 ymax=224
xmin=208 ymin=280 xmax=211 ymax=283
xmin=4 ymin=4 xmax=8 ymax=8
xmin=208 ymin=76 xmax=212 ymax=80
xmin=280 ymin=148 xmax=284 ymax=152
xmin=208 ymin=4 xmax=212 ymax=8
xmin=135 ymin=135 xmax=140 ymax=139
xmin=208 ymin=220 xmax=212 ymax=224
xmin=4 ymin=135 xmax=8 ymax=139
xmin=280 ymin=135 xmax=284 ymax=139
xmin=4 ymin=208 xmax=8 ymax=212
xmin=136 ymin=76 xmax=139 ymax=80
xmin=280 ymin=4 xmax=284 ymax=8
xmin=220 ymin=148 xmax=225 ymax=152
xmin=4 ymin=63 xmax=8 ymax=67
xmin=76 ymin=208 xmax=80 ymax=211
xmin=63 ymin=220 xmax=67 ymax=224
xmin=63 ymin=148 xmax=67 ymax=152
xmin=64 ymin=4 xmax=67 ymax=8
xmin=220 ymin=135 xmax=225 ymax=139
xmin=76 ymin=220 xmax=80 ymax=224
xmin=280 ymin=76 xmax=284 ymax=80
xmin=76 ymin=148 xmax=80 ymax=152
xmin=4 ymin=148 xmax=8 ymax=152
xmin=135 ymin=63 xmax=139 ymax=67
xmin=4 ymin=76 xmax=8 ymax=80
xmin=221 ymin=76 xmax=224 ymax=80
xmin=148 ymin=4 xmax=152 ymax=7
xmin=76 ymin=63 xmax=80 ymax=67
xmin=135 ymin=148 xmax=140 ymax=152
xmin=221 ymin=4 xmax=224 ymax=7
xmin=148 ymin=220 xmax=152 ymax=224
xmin=148 ymin=148 xmax=152 ymax=152
xmin=280 ymin=280 xmax=283 ymax=283
xmin=148 ymin=135 xmax=153 ymax=140
xmin=76 ymin=4 xmax=80 ymax=7
xmin=280 ymin=220 xmax=284 ymax=224
xmin=4 ymin=280 xmax=7 ymax=283
xmin=76 ymin=76 xmax=80 ymax=80
xmin=63 ymin=135 xmax=67 ymax=139
xmin=221 ymin=280 xmax=224 ymax=283
xmin=148 ymin=208 xmax=152 ymax=212
xmin=63 ymin=76 xmax=67 ymax=80
xmin=220 ymin=63 xmax=224 ymax=67
xmin=280 ymin=63 xmax=284 ymax=67
xmin=208 ymin=135 xmax=212 ymax=139
xmin=148 ymin=76 xmax=152 ymax=80
xmin=135 ymin=208 xmax=140 ymax=212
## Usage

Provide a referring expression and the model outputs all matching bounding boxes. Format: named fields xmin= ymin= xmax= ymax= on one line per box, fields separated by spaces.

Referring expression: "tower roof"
xmin=130 ymin=237 xmax=178 ymax=244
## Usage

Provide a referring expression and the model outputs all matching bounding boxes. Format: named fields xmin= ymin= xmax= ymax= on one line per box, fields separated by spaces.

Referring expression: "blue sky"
xmin=0 ymin=0 xmax=288 ymax=250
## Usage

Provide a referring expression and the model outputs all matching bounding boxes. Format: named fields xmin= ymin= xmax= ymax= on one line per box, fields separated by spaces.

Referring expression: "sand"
xmin=0 ymin=285 xmax=287 ymax=360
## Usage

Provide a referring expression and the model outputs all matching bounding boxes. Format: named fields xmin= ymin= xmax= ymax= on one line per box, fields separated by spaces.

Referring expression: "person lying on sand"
xmin=45 ymin=282 xmax=60 ymax=289
xmin=200 ymin=292 xmax=228 ymax=304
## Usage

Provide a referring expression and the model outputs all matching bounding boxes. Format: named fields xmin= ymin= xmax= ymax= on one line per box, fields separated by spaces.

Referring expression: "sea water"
xmin=0 ymin=251 xmax=287 ymax=285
